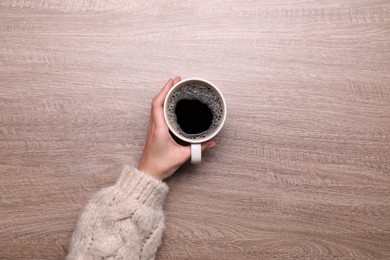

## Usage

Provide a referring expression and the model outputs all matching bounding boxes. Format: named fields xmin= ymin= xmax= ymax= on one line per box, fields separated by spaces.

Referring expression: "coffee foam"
xmin=166 ymin=82 xmax=224 ymax=140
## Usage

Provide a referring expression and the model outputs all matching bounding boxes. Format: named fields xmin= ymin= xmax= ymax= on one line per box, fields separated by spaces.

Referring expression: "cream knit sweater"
xmin=67 ymin=165 xmax=168 ymax=260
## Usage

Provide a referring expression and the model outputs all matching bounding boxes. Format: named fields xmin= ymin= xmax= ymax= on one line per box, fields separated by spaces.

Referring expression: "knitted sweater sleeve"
xmin=66 ymin=165 xmax=169 ymax=260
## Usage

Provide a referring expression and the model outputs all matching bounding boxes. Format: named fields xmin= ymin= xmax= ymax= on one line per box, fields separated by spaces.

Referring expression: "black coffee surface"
xmin=175 ymin=99 xmax=213 ymax=134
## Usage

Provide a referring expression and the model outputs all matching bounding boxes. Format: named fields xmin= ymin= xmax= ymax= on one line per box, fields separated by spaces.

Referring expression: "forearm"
xmin=67 ymin=165 xmax=168 ymax=260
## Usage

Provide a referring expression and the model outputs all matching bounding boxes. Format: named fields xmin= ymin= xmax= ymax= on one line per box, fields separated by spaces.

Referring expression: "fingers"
xmin=152 ymin=77 xmax=181 ymax=127
xmin=154 ymin=78 xmax=174 ymax=107
xmin=155 ymin=76 xmax=181 ymax=106
xmin=173 ymin=76 xmax=181 ymax=85
xmin=201 ymin=140 xmax=217 ymax=152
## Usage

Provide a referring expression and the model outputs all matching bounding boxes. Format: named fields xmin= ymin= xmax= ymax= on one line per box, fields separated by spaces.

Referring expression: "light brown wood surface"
xmin=1 ymin=0 xmax=390 ymax=259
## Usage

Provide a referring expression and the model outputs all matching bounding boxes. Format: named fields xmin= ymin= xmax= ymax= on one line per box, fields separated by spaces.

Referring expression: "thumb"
xmin=201 ymin=140 xmax=217 ymax=152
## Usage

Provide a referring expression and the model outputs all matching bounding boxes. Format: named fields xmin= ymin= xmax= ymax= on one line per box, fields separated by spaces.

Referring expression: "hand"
xmin=138 ymin=77 xmax=217 ymax=180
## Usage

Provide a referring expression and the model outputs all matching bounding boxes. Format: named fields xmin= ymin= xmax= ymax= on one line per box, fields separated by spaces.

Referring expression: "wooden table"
xmin=1 ymin=0 xmax=389 ymax=259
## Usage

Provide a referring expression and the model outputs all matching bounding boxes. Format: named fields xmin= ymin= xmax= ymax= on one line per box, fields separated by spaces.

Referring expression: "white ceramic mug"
xmin=163 ymin=78 xmax=227 ymax=164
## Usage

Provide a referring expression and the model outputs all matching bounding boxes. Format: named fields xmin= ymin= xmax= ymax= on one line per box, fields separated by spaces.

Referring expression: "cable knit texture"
xmin=67 ymin=165 xmax=169 ymax=260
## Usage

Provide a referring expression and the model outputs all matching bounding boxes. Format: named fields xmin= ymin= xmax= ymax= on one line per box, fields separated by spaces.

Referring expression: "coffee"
xmin=175 ymin=99 xmax=213 ymax=134
xmin=166 ymin=81 xmax=224 ymax=140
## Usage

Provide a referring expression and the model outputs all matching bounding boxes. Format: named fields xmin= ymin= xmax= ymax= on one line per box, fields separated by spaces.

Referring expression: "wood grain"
xmin=1 ymin=0 xmax=390 ymax=259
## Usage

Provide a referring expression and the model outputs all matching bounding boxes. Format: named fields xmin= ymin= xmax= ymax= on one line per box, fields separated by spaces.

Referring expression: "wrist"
xmin=138 ymin=165 xmax=164 ymax=181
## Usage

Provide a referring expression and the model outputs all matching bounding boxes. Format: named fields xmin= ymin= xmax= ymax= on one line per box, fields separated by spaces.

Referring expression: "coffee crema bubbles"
xmin=166 ymin=82 xmax=224 ymax=140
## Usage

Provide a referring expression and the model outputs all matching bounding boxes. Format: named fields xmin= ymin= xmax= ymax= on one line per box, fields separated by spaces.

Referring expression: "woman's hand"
xmin=138 ymin=77 xmax=217 ymax=180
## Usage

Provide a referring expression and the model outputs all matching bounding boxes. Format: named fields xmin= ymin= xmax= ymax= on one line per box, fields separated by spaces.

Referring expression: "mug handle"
xmin=191 ymin=143 xmax=202 ymax=164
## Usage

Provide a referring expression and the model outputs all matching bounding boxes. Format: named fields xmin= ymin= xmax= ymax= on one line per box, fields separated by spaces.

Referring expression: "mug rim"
xmin=163 ymin=78 xmax=227 ymax=144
